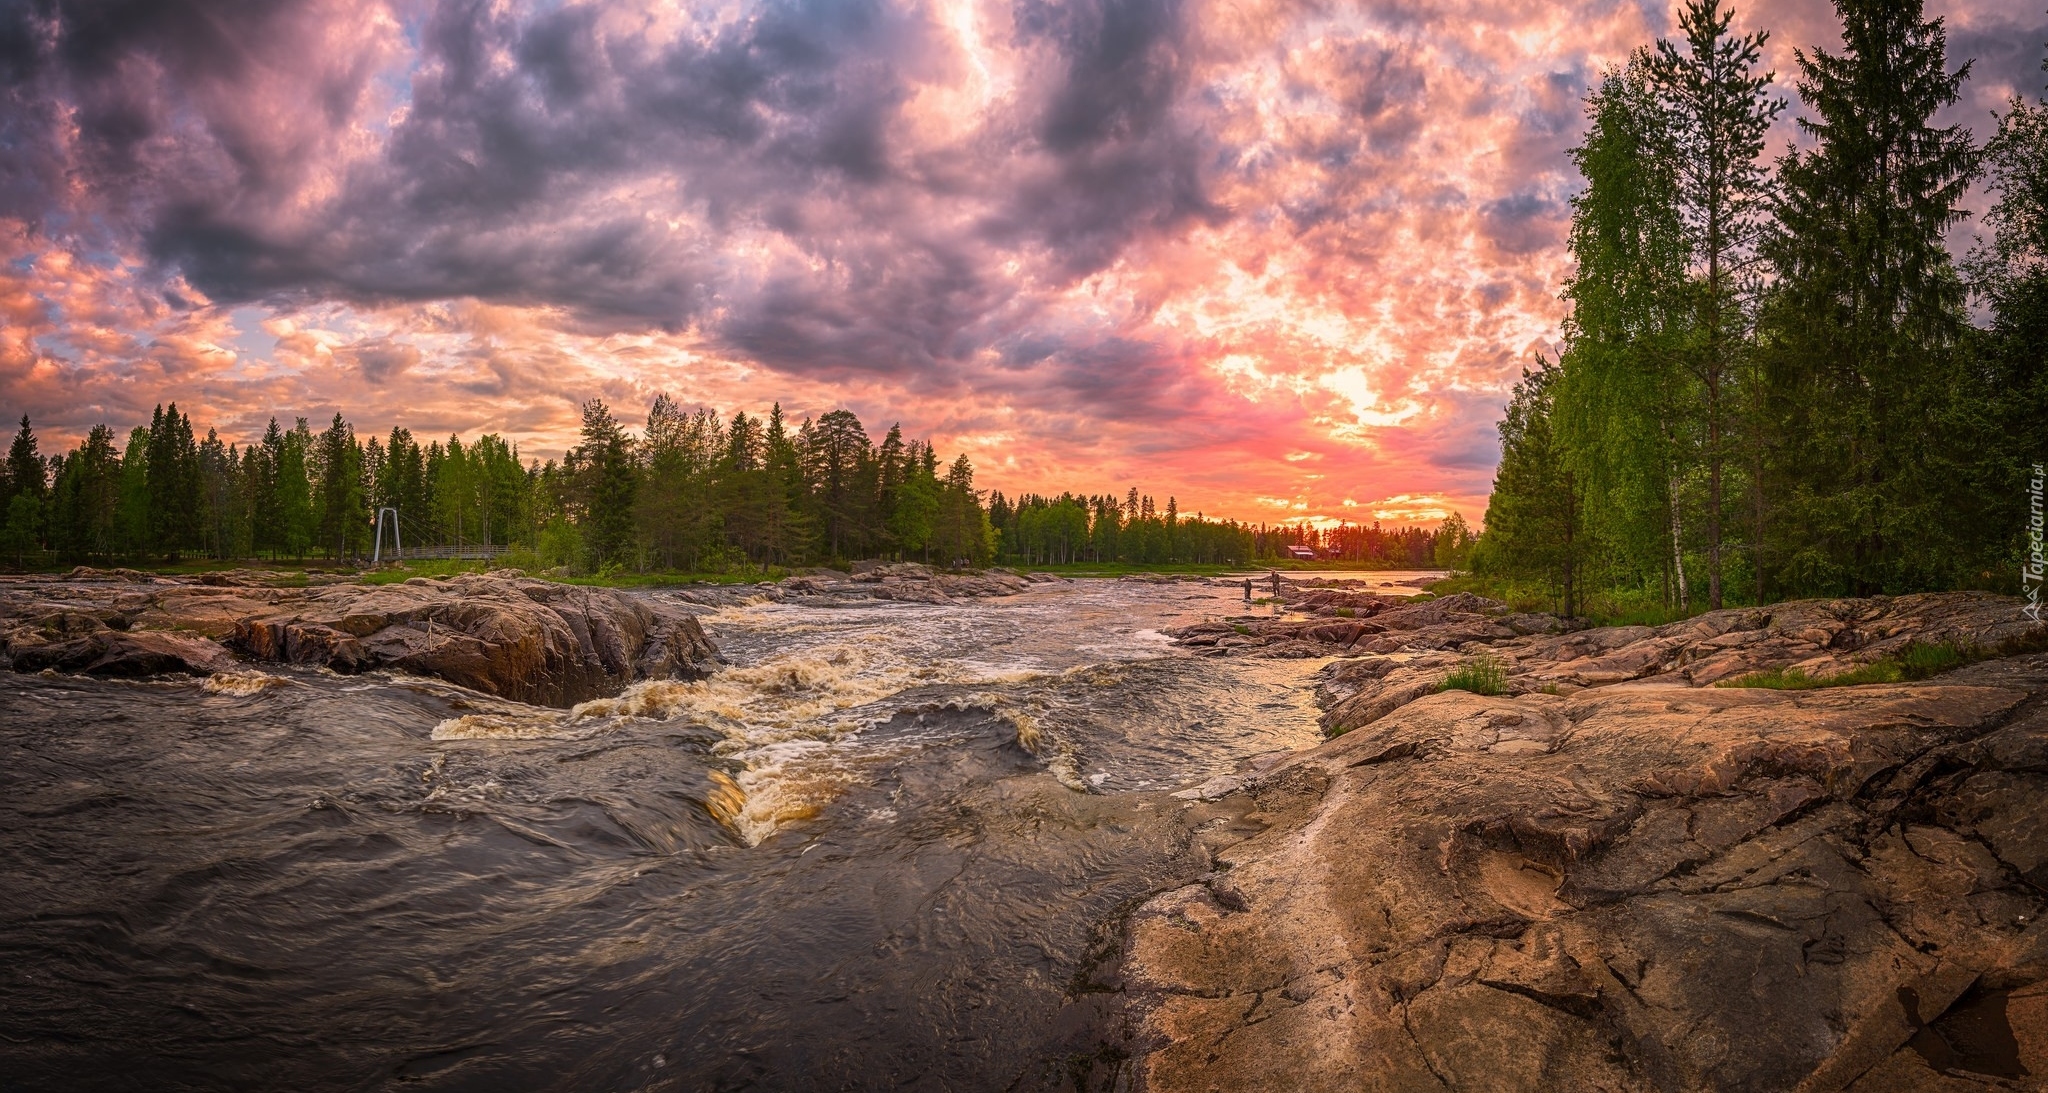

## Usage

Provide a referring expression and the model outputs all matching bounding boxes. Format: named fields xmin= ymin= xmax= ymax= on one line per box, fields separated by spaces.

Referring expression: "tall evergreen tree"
xmin=4 ymin=415 xmax=46 ymax=550
xmin=144 ymin=404 xmax=201 ymax=560
xmin=52 ymin=425 xmax=122 ymax=560
xmin=276 ymin=419 xmax=315 ymax=559
xmin=1476 ymin=362 xmax=1588 ymax=617
xmin=577 ymin=399 xmax=638 ymax=569
xmin=1762 ymin=0 xmax=1979 ymax=593
xmin=1649 ymin=0 xmax=1783 ymax=608
xmin=250 ymin=419 xmax=285 ymax=557
xmin=313 ymin=413 xmax=365 ymax=560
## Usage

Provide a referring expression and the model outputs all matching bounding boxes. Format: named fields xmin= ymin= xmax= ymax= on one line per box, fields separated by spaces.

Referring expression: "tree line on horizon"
xmin=0 ymin=399 xmax=995 ymax=572
xmin=0 ymin=397 xmax=1442 ymax=573
xmin=1477 ymin=0 xmax=2048 ymax=617
xmin=0 ymin=398 xmax=1481 ymax=573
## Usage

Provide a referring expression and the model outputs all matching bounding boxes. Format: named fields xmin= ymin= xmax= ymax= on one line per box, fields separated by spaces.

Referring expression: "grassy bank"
xmin=1420 ymin=573 xmax=1714 ymax=629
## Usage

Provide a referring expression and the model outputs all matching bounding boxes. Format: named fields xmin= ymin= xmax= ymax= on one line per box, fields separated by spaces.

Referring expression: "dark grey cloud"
xmin=2 ymin=0 xmax=1228 ymax=387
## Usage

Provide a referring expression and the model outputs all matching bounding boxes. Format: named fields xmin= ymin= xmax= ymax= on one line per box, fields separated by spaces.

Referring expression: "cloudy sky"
xmin=1 ymin=0 xmax=2042 ymax=526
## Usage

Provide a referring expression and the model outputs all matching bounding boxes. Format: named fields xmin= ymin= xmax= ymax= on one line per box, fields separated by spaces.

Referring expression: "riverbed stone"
xmin=0 ymin=572 xmax=719 ymax=705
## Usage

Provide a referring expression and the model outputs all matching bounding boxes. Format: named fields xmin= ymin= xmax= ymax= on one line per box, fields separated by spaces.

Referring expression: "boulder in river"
xmin=0 ymin=572 xmax=719 ymax=706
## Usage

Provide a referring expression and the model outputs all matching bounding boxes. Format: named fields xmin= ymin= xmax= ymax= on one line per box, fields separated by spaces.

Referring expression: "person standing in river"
xmin=1243 ymin=578 xmax=1253 ymax=601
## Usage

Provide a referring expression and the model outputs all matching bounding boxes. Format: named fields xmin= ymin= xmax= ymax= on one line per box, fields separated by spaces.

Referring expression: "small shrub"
xmin=1897 ymin=640 xmax=1969 ymax=680
xmin=1232 ymin=623 xmax=1252 ymax=635
xmin=1440 ymin=656 xmax=1508 ymax=696
xmin=1336 ymin=607 xmax=1356 ymax=618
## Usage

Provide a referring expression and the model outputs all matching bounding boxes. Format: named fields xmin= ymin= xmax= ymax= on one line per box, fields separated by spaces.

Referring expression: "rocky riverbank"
xmin=0 ymin=570 xmax=719 ymax=706
xmin=652 ymin=560 xmax=1060 ymax=610
xmin=1127 ymin=591 xmax=2048 ymax=1091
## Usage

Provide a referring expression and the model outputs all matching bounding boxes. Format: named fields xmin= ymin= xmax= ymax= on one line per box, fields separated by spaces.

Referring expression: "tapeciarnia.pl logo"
xmin=2028 ymin=463 xmax=2045 ymax=623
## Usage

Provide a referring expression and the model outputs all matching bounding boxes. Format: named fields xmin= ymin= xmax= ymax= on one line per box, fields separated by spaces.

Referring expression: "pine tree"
xmin=803 ymin=410 xmax=873 ymax=559
xmin=1649 ymin=0 xmax=1783 ymax=608
xmin=761 ymin=403 xmax=810 ymax=564
xmin=52 ymin=425 xmax=121 ymax=560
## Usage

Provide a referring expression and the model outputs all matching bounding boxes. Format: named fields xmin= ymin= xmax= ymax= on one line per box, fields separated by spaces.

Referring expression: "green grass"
xmin=1419 ymin=573 xmax=1722 ymax=628
xmin=1717 ymin=640 xmax=1973 ymax=690
xmin=1439 ymin=655 xmax=1508 ymax=696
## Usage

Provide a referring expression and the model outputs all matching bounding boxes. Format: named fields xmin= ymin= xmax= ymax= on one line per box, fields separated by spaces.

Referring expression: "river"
xmin=0 ymin=573 xmax=1433 ymax=1091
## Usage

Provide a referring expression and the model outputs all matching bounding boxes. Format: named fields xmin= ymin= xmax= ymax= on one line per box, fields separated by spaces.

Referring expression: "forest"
xmin=1477 ymin=0 xmax=2048 ymax=617
xmin=0 ymin=395 xmax=1462 ymax=573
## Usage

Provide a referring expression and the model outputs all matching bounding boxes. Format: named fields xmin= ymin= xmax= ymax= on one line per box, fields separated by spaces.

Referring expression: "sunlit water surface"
xmin=0 ymin=578 xmax=1351 ymax=1090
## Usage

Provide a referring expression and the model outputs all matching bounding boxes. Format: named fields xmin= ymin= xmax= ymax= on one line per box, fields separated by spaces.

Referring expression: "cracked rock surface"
xmin=1125 ymin=600 xmax=2048 ymax=1092
xmin=0 ymin=572 xmax=719 ymax=707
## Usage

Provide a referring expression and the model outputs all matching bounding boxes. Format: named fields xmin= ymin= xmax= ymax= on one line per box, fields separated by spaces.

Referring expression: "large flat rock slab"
xmin=1120 ymin=652 xmax=2048 ymax=1092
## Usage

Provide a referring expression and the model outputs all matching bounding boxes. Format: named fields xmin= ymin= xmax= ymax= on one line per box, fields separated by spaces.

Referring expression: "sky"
xmin=1 ymin=0 xmax=2042 ymax=528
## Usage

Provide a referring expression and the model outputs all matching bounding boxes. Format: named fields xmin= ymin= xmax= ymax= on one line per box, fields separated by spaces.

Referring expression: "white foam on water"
xmin=201 ymin=670 xmax=293 ymax=696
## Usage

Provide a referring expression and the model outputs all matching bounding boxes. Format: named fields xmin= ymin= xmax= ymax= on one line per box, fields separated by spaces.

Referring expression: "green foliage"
xmin=1718 ymin=640 xmax=1973 ymax=689
xmin=1439 ymin=656 xmax=1509 ymax=697
xmin=1759 ymin=0 xmax=1983 ymax=595
xmin=1478 ymin=362 xmax=1587 ymax=616
xmin=1481 ymin=0 xmax=2034 ymax=612
xmin=2 ymin=492 xmax=39 ymax=565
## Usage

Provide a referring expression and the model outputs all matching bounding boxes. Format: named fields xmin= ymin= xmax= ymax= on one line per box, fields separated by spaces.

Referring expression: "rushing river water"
xmin=0 ymin=575 xmax=1427 ymax=1091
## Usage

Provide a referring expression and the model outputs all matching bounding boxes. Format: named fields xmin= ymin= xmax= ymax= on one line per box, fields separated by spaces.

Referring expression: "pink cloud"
xmin=0 ymin=0 xmax=2037 ymax=528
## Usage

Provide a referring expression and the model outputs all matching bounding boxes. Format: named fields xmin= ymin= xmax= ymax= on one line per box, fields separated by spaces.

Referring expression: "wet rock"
xmin=1120 ymin=647 xmax=2048 ymax=1092
xmin=8 ymin=629 xmax=237 ymax=677
xmin=0 ymin=573 xmax=719 ymax=705
xmin=765 ymin=563 xmax=1029 ymax=603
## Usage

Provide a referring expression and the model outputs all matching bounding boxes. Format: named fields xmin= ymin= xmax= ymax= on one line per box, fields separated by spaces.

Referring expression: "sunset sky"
xmin=2 ymin=0 xmax=2042 ymax=528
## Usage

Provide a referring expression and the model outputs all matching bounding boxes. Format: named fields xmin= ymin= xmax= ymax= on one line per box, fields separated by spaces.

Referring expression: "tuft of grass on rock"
xmin=1718 ymin=640 xmax=1974 ymax=690
xmin=1439 ymin=655 xmax=1508 ymax=697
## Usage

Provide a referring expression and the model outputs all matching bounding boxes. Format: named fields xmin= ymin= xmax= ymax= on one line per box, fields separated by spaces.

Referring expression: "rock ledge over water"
xmin=1124 ymin=595 xmax=2048 ymax=1091
xmin=0 ymin=572 xmax=718 ymax=706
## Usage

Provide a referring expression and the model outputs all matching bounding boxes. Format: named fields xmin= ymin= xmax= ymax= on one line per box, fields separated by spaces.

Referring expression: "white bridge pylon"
xmin=371 ymin=507 xmax=402 ymax=565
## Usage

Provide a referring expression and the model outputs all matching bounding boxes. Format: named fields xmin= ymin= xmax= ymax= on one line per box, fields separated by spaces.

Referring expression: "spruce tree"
xmin=5 ymin=415 xmax=45 ymax=504
xmin=1476 ymin=362 xmax=1587 ymax=617
xmin=144 ymin=404 xmax=201 ymax=560
xmin=4 ymin=415 xmax=46 ymax=551
xmin=577 ymin=399 xmax=638 ymax=569
xmin=1762 ymin=0 xmax=1977 ymax=593
xmin=313 ymin=414 xmax=364 ymax=560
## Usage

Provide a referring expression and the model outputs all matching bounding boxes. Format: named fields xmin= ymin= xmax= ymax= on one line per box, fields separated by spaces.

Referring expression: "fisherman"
xmin=1243 ymin=577 xmax=1253 ymax=601
xmin=1270 ymin=570 xmax=1282 ymax=598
